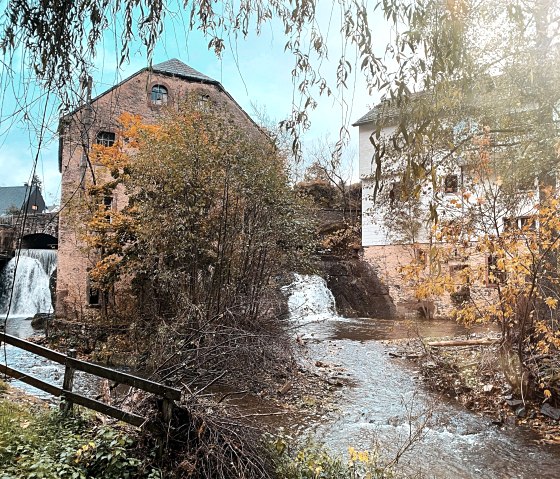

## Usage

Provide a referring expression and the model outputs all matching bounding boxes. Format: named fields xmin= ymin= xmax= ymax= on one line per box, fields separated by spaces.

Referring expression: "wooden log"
xmin=427 ymin=339 xmax=496 ymax=347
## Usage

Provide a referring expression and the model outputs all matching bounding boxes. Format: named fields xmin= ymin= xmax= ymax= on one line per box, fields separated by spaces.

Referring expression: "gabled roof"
xmin=151 ymin=59 xmax=217 ymax=83
xmin=59 ymin=59 xmax=265 ymax=172
xmin=0 ymin=185 xmax=46 ymax=215
xmin=81 ymin=58 xmax=220 ymax=109
xmin=353 ymin=92 xmax=425 ymax=127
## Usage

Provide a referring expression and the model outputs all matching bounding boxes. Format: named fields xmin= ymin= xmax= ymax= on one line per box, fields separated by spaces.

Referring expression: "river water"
xmin=287 ymin=274 xmax=560 ymax=479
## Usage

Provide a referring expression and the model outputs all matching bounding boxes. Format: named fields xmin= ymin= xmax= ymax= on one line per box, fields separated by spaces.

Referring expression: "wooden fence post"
xmin=156 ymin=380 xmax=176 ymax=459
xmin=60 ymin=349 xmax=77 ymax=414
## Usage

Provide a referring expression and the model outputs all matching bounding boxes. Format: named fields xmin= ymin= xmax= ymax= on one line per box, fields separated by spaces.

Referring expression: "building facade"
xmin=354 ymin=98 xmax=539 ymax=318
xmin=56 ymin=59 xmax=257 ymax=318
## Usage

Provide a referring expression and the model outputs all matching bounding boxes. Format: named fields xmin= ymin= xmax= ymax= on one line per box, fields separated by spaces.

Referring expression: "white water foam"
xmin=282 ymin=273 xmax=345 ymax=324
xmin=0 ymin=249 xmax=56 ymax=316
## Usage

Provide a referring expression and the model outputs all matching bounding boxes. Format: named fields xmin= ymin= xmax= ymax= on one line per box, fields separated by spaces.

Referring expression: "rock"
xmin=506 ymin=399 xmax=524 ymax=408
xmin=515 ymin=406 xmax=526 ymax=418
xmin=541 ymin=403 xmax=560 ymax=421
xmin=321 ymin=257 xmax=397 ymax=318
xmin=31 ymin=312 xmax=54 ymax=329
xmin=483 ymin=384 xmax=494 ymax=393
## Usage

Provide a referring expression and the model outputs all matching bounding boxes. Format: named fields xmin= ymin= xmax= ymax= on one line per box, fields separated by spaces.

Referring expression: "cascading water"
xmin=0 ymin=249 xmax=56 ymax=316
xmin=282 ymin=273 xmax=342 ymax=324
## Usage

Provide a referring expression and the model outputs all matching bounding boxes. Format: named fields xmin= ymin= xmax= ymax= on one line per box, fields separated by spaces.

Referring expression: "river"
xmin=286 ymin=274 xmax=560 ymax=479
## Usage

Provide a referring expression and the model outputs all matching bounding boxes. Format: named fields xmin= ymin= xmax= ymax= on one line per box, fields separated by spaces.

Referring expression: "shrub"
xmin=0 ymin=400 xmax=160 ymax=479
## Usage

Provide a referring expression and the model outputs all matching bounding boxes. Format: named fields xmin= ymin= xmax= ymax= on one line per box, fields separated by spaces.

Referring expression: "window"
xmin=444 ymin=174 xmax=458 ymax=193
xmin=88 ymin=283 xmax=100 ymax=306
xmin=503 ymin=217 xmax=515 ymax=231
xmin=151 ymin=85 xmax=168 ymax=105
xmin=415 ymin=248 xmax=427 ymax=266
xmin=96 ymin=131 xmax=115 ymax=147
xmin=389 ymin=181 xmax=402 ymax=207
xmin=503 ymin=216 xmax=536 ymax=232
xmin=103 ymin=196 xmax=113 ymax=222
xmin=519 ymin=216 xmax=536 ymax=231
xmin=197 ymin=94 xmax=210 ymax=111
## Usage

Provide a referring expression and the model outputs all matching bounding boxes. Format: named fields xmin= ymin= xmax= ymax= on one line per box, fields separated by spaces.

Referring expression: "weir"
xmin=0 ymin=249 xmax=56 ymax=316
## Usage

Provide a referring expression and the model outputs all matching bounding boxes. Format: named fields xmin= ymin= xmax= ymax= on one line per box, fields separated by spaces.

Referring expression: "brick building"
xmin=56 ymin=59 xmax=257 ymax=317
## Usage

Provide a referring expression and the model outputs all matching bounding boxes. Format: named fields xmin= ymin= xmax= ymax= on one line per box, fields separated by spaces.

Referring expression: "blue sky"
xmin=0 ymin=5 xmax=389 ymax=204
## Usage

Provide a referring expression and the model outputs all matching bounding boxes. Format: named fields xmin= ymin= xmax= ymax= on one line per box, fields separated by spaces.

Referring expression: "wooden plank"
xmin=62 ymin=391 xmax=149 ymax=429
xmin=0 ymin=332 xmax=66 ymax=363
xmin=0 ymin=364 xmax=156 ymax=431
xmin=61 ymin=349 xmax=77 ymax=413
xmin=66 ymin=358 xmax=181 ymax=401
xmin=0 ymin=331 xmax=181 ymax=400
xmin=0 ymin=363 xmax=62 ymax=397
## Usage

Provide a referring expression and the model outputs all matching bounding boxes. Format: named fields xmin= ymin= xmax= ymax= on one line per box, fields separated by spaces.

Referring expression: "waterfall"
xmin=0 ymin=249 xmax=57 ymax=316
xmin=282 ymin=273 xmax=341 ymax=324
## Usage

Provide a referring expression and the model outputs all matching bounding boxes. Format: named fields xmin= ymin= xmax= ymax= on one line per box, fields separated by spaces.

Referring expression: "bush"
xmin=0 ymin=400 xmax=160 ymax=479
xmin=268 ymin=435 xmax=403 ymax=479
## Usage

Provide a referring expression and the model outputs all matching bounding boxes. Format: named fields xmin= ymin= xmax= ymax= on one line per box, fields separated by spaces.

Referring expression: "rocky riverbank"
xmin=384 ymin=332 xmax=560 ymax=445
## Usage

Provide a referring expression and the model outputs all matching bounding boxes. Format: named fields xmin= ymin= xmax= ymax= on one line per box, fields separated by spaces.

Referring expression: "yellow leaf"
xmin=545 ymin=297 xmax=558 ymax=309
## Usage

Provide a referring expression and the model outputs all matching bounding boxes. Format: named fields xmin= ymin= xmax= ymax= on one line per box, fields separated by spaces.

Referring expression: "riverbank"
xmin=384 ymin=332 xmax=560 ymax=445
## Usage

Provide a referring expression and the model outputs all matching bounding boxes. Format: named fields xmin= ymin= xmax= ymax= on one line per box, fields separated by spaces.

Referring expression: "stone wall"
xmin=363 ymin=244 xmax=499 ymax=319
xmin=322 ymin=256 xmax=396 ymax=318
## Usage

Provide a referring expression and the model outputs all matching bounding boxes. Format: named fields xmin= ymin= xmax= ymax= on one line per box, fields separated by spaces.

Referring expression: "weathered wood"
xmin=0 ymin=331 xmax=66 ymax=363
xmin=0 ymin=331 xmax=181 ymax=400
xmin=427 ymin=339 xmax=496 ymax=347
xmin=66 ymin=358 xmax=181 ymax=400
xmin=0 ymin=363 xmax=159 ymax=431
xmin=63 ymin=390 xmax=151 ymax=430
xmin=0 ymin=363 xmax=62 ymax=397
xmin=61 ymin=349 xmax=76 ymax=413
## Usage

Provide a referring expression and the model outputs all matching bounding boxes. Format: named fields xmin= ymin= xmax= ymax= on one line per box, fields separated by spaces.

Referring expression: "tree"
xmin=0 ymin=0 xmax=472 ymax=159
xmin=73 ymin=97 xmax=312 ymax=382
xmin=378 ymin=0 xmax=560 ymax=400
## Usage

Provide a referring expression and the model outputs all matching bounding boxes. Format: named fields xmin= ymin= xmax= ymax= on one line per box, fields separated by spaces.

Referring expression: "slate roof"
xmin=353 ymin=92 xmax=425 ymax=127
xmin=0 ymin=185 xmax=46 ymax=215
xmin=151 ymin=59 xmax=217 ymax=83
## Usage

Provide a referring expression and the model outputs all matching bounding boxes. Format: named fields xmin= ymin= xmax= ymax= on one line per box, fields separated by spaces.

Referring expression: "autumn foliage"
xmin=75 ymin=99 xmax=311 ymax=386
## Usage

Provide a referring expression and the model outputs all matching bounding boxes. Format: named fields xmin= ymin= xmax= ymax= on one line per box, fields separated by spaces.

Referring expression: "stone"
xmin=321 ymin=257 xmax=397 ymax=318
xmin=541 ymin=403 xmax=560 ymax=421
xmin=483 ymin=384 xmax=494 ymax=393
xmin=505 ymin=399 xmax=524 ymax=407
xmin=31 ymin=312 xmax=54 ymax=329
xmin=515 ymin=406 xmax=526 ymax=418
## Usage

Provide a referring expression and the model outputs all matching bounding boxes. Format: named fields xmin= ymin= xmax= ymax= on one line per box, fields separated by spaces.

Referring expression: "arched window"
xmin=151 ymin=84 xmax=168 ymax=105
xmin=96 ymin=131 xmax=115 ymax=147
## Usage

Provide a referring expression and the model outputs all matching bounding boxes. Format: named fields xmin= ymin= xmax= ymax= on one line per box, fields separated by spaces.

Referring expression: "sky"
xmin=0 ymin=4 xmax=390 ymax=205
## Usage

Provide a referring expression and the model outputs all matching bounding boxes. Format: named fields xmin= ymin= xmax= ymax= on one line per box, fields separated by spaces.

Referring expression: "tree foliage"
xmin=369 ymin=1 xmax=560 ymax=400
xmin=0 ymin=0 xmax=476 ymax=158
xmin=82 ymin=100 xmax=310 ymax=317
xmin=71 ymin=98 xmax=311 ymax=388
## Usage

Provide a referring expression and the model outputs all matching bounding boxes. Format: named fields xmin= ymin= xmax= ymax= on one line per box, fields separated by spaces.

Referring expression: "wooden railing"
xmin=0 ymin=332 xmax=181 ymax=433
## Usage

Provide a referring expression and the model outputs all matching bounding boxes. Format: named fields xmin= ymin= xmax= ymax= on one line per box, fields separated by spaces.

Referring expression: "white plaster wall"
xmin=361 ymin=179 xmax=392 ymax=246
xmin=358 ymin=124 xmax=397 ymax=179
